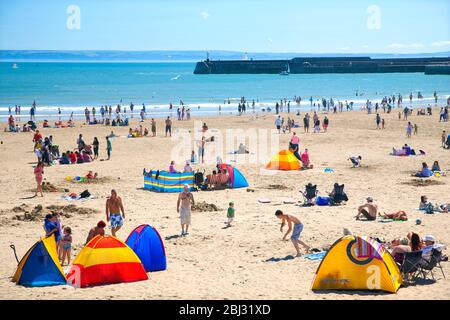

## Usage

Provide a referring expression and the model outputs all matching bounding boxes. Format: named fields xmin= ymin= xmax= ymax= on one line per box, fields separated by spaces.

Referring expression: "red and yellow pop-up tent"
xmin=67 ymin=235 xmax=148 ymax=288
xmin=266 ymin=150 xmax=301 ymax=170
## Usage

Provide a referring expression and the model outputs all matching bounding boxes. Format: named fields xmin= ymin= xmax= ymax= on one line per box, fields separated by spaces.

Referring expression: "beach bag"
xmin=424 ymin=203 xmax=434 ymax=214
xmin=316 ymin=196 xmax=331 ymax=206
xmin=80 ymin=190 xmax=91 ymax=199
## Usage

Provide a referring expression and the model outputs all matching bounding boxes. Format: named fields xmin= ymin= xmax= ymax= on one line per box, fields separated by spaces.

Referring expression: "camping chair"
xmin=329 ymin=184 xmax=348 ymax=205
xmin=300 ymin=184 xmax=317 ymax=206
xmin=419 ymin=249 xmax=446 ymax=281
xmin=194 ymin=170 xmax=205 ymax=190
xmin=400 ymin=251 xmax=423 ymax=285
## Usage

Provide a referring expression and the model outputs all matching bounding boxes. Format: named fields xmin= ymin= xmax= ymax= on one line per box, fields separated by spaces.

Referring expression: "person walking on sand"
xmin=92 ymin=137 xmax=99 ymax=159
xmin=151 ymin=118 xmax=156 ymax=137
xmin=34 ymin=161 xmax=44 ymax=197
xmin=177 ymin=184 xmax=194 ymax=236
xmin=275 ymin=210 xmax=310 ymax=257
xmin=106 ymin=189 xmax=125 ymax=237
xmin=165 ymin=116 xmax=172 ymax=137
xmin=406 ymin=122 xmax=413 ymax=138
xmin=106 ymin=136 xmax=112 ymax=160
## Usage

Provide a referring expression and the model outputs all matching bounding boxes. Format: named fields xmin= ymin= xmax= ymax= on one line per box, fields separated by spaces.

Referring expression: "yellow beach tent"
xmin=311 ymin=235 xmax=402 ymax=293
xmin=265 ymin=150 xmax=301 ymax=170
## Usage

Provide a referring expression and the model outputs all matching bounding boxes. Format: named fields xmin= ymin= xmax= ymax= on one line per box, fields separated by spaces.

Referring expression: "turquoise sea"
xmin=0 ymin=61 xmax=449 ymax=120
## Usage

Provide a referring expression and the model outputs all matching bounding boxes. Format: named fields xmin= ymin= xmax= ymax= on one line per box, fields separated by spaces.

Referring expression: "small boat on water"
xmin=12 ymin=63 xmax=18 ymax=69
xmin=279 ymin=63 xmax=290 ymax=75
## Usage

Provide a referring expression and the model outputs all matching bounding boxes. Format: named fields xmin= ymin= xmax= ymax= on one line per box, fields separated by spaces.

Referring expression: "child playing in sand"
xmin=226 ymin=202 xmax=235 ymax=227
xmin=60 ymin=227 xmax=72 ymax=266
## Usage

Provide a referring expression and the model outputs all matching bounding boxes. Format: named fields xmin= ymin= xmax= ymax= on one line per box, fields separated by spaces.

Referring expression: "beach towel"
xmin=324 ymin=168 xmax=334 ymax=173
xmin=379 ymin=218 xmax=394 ymax=223
xmin=61 ymin=195 xmax=96 ymax=201
xmin=304 ymin=252 xmax=327 ymax=260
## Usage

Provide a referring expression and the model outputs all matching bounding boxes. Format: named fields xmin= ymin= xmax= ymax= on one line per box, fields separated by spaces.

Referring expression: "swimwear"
xmin=63 ymin=243 xmax=71 ymax=250
xmin=110 ymin=213 xmax=124 ymax=228
xmin=179 ymin=207 xmax=191 ymax=225
xmin=360 ymin=209 xmax=376 ymax=221
xmin=291 ymin=223 xmax=303 ymax=241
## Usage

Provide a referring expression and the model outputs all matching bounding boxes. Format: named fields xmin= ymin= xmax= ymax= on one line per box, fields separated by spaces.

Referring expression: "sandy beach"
xmin=0 ymin=107 xmax=449 ymax=300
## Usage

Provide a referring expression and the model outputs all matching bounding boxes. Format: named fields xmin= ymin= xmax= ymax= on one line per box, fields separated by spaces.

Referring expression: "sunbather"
xmin=379 ymin=210 xmax=408 ymax=221
xmin=415 ymin=162 xmax=433 ymax=177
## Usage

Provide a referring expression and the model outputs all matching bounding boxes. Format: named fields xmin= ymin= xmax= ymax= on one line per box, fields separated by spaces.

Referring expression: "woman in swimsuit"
xmin=34 ymin=161 xmax=44 ymax=197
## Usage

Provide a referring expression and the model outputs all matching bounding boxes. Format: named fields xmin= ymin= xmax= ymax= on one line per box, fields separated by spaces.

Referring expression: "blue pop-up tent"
xmin=12 ymin=235 xmax=67 ymax=287
xmin=125 ymin=224 xmax=167 ymax=272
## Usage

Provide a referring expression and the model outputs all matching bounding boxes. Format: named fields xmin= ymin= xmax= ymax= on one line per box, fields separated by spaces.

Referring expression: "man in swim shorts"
xmin=177 ymin=184 xmax=195 ymax=236
xmin=106 ymin=189 xmax=125 ymax=236
xmin=355 ymin=197 xmax=378 ymax=221
xmin=275 ymin=210 xmax=311 ymax=257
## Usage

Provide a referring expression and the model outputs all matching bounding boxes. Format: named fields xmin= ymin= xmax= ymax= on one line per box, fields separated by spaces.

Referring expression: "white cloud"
xmin=387 ymin=43 xmax=424 ymax=49
xmin=431 ymin=40 xmax=450 ymax=47
xmin=200 ymin=11 xmax=210 ymax=20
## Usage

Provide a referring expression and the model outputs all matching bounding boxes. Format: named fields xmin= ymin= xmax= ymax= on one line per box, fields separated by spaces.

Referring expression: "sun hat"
xmin=424 ymin=235 xmax=436 ymax=242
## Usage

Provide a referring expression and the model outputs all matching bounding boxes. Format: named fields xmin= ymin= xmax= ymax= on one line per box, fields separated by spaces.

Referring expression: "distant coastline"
xmin=1 ymin=50 xmax=449 ymax=62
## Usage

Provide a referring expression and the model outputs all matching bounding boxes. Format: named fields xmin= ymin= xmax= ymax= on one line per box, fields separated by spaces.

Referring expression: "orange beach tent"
xmin=66 ymin=235 xmax=148 ymax=288
xmin=266 ymin=150 xmax=301 ymax=170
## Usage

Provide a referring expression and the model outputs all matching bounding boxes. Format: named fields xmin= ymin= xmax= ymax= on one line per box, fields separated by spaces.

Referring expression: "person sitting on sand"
xmin=86 ymin=171 xmax=98 ymax=179
xmin=275 ymin=210 xmax=311 ymax=257
xmin=415 ymin=162 xmax=433 ymax=178
xmin=205 ymin=170 xmax=219 ymax=189
xmin=355 ymin=197 xmax=378 ymax=221
xmin=144 ymin=128 xmax=149 ymax=136
xmin=300 ymin=149 xmax=312 ymax=169
xmin=85 ymin=220 xmax=106 ymax=244
xmin=81 ymin=151 xmax=92 ymax=163
xmin=348 ymin=155 xmax=362 ymax=167
xmin=379 ymin=210 xmax=408 ymax=221
xmin=183 ymin=161 xmax=193 ymax=173
xmin=59 ymin=152 xmax=70 ymax=165
xmin=75 ymin=151 xmax=84 ymax=164
xmin=237 ymin=143 xmax=250 ymax=154
xmin=431 ymin=161 xmax=441 ymax=172
xmin=169 ymin=161 xmax=179 ymax=174
xmin=68 ymin=151 xmax=77 ymax=164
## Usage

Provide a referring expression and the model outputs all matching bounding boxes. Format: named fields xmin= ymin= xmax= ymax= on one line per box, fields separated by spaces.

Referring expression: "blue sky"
xmin=0 ymin=0 xmax=449 ymax=53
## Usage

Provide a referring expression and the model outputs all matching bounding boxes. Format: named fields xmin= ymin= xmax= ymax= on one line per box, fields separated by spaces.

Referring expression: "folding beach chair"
xmin=300 ymin=184 xmax=317 ymax=206
xmin=329 ymin=183 xmax=348 ymax=205
xmin=400 ymin=251 xmax=423 ymax=285
xmin=419 ymin=249 xmax=446 ymax=281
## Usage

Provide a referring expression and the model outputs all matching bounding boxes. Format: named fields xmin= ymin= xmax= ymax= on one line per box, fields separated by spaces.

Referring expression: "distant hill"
xmin=0 ymin=50 xmax=449 ymax=62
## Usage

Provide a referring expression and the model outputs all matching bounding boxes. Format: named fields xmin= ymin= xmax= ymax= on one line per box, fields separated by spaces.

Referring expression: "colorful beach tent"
xmin=266 ymin=150 xmax=301 ymax=170
xmin=311 ymin=235 xmax=402 ymax=293
xmin=12 ymin=235 xmax=67 ymax=287
xmin=126 ymin=225 xmax=167 ymax=272
xmin=144 ymin=170 xmax=194 ymax=193
xmin=218 ymin=164 xmax=249 ymax=188
xmin=67 ymin=235 xmax=148 ymax=288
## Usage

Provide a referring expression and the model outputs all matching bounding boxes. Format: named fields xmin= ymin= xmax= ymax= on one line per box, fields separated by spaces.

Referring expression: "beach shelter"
xmin=265 ymin=150 xmax=301 ymax=170
xmin=67 ymin=235 xmax=148 ymax=288
xmin=126 ymin=224 xmax=167 ymax=272
xmin=218 ymin=164 xmax=249 ymax=188
xmin=144 ymin=170 xmax=194 ymax=193
xmin=311 ymin=235 xmax=402 ymax=293
xmin=12 ymin=235 xmax=67 ymax=287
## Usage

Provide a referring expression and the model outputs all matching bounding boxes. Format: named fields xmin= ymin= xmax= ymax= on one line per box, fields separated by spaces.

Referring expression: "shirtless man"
xmin=275 ymin=210 xmax=311 ymax=257
xmin=177 ymin=184 xmax=194 ymax=236
xmin=355 ymin=197 xmax=378 ymax=221
xmin=85 ymin=220 xmax=106 ymax=244
xmin=106 ymin=189 xmax=125 ymax=236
